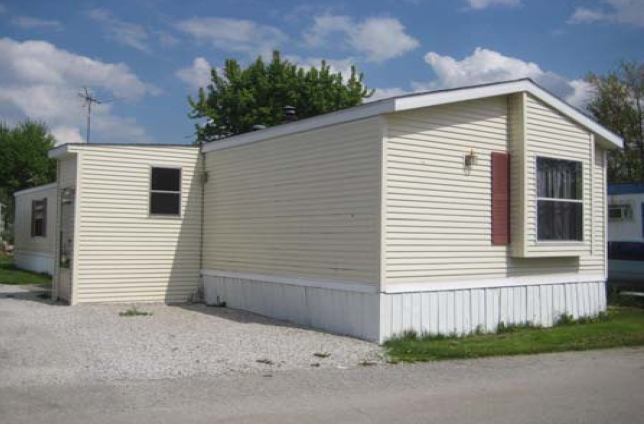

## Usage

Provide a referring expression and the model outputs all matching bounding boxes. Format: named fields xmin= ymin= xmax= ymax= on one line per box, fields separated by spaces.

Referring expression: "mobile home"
xmin=34 ymin=79 xmax=622 ymax=342
xmin=13 ymin=183 xmax=58 ymax=274
xmin=607 ymin=183 xmax=644 ymax=285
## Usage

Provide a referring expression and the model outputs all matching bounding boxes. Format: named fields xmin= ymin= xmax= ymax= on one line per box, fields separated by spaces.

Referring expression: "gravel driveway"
xmin=0 ymin=284 xmax=383 ymax=386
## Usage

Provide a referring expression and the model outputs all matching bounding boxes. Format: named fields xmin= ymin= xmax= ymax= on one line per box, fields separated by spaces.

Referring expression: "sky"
xmin=0 ymin=0 xmax=642 ymax=145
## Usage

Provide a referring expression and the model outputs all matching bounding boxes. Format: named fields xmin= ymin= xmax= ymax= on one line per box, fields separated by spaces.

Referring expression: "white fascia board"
xmin=523 ymin=83 xmax=623 ymax=149
xmin=393 ymin=80 xmax=529 ymax=112
xmin=13 ymin=182 xmax=57 ymax=197
xmin=48 ymin=144 xmax=74 ymax=159
xmin=201 ymin=100 xmax=395 ymax=153
xmin=201 ymin=79 xmax=623 ymax=153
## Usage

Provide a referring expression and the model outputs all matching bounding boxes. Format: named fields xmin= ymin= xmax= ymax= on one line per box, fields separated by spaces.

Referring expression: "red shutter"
xmin=491 ymin=152 xmax=510 ymax=245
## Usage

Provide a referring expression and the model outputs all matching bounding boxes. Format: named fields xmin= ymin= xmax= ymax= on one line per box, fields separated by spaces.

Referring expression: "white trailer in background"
xmin=13 ymin=183 xmax=58 ymax=275
xmin=607 ymin=183 xmax=644 ymax=286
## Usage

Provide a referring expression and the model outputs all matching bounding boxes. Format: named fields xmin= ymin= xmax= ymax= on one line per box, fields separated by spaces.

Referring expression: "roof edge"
xmin=14 ymin=182 xmax=57 ymax=197
xmin=49 ymin=142 xmax=198 ymax=159
xmin=202 ymin=78 xmax=623 ymax=153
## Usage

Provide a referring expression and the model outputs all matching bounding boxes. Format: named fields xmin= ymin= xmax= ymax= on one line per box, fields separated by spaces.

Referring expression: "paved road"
xmin=1 ymin=348 xmax=643 ymax=424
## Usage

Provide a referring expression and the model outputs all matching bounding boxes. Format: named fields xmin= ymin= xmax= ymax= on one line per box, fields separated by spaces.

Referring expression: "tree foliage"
xmin=586 ymin=61 xmax=644 ymax=182
xmin=188 ymin=51 xmax=374 ymax=145
xmin=0 ymin=120 xmax=57 ymax=228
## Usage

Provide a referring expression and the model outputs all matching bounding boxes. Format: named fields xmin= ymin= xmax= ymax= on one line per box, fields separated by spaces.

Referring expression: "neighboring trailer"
xmin=13 ymin=183 xmax=57 ymax=274
xmin=607 ymin=183 xmax=644 ymax=285
xmin=201 ymin=79 xmax=621 ymax=342
xmin=48 ymin=144 xmax=202 ymax=304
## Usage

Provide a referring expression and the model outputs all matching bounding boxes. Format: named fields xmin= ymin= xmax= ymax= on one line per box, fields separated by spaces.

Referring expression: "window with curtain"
xmin=31 ymin=198 xmax=47 ymax=237
xmin=150 ymin=167 xmax=181 ymax=216
xmin=537 ymin=157 xmax=583 ymax=241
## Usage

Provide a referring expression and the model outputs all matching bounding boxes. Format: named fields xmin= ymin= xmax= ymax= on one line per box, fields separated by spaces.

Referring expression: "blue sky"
xmin=0 ymin=0 xmax=642 ymax=145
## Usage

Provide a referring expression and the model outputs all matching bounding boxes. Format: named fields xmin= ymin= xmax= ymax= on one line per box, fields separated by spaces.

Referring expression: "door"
xmin=57 ymin=187 xmax=75 ymax=303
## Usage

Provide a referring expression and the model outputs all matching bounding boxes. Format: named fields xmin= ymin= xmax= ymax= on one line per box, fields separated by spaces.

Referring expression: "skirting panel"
xmin=380 ymin=281 xmax=607 ymax=342
xmin=13 ymin=251 xmax=54 ymax=275
xmin=203 ymin=274 xmax=381 ymax=342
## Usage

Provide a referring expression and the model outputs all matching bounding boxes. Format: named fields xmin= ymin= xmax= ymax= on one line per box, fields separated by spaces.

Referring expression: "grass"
xmin=385 ymin=307 xmax=644 ymax=362
xmin=119 ymin=307 xmax=153 ymax=317
xmin=0 ymin=254 xmax=51 ymax=286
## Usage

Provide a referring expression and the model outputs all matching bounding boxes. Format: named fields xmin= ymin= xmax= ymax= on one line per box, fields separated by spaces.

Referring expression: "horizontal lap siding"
xmin=203 ymin=118 xmax=382 ymax=284
xmin=524 ymin=95 xmax=605 ymax=274
xmin=74 ymin=146 xmax=202 ymax=303
xmin=525 ymin=94 xmax=592 ymax=256
xmin=384 ymin=96 xmax=606 ymax=287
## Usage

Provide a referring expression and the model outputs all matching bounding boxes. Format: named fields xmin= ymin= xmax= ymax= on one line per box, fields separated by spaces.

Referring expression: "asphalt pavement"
xmin=1 ymin=348 xmax=642 ymax=424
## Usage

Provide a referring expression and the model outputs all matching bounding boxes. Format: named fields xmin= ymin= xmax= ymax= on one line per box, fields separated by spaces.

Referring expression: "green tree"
xmin=586 ymin=61 xmax=644 ymax=182
xmin=0 ymin=120 xmax=57 ymax=231
xmin=188 ymin=51 xmax=374 ymax=145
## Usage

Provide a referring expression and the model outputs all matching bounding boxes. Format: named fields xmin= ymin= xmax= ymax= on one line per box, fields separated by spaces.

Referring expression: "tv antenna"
xmin=78 ymin=87 xmax=122 ymax=143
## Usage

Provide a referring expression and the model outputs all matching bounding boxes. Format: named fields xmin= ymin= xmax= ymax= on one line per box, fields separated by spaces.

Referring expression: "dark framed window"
xmin=537 ymin=157 xmax=583 ymax=241
xmin=150 ymin=167 xmax=181 ymax=216
xmin=31 ymin=198 xmax=47 ymax=237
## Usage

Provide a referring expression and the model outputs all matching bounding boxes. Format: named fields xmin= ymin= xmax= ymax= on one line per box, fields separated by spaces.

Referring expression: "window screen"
xmin=150 ymin=168 xmax=181 ymax=216
xmin=537 ymin=158 xmax=582 ymax=241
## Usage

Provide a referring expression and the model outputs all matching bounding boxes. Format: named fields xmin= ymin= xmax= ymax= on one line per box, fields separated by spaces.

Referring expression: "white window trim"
xmin=535 ymin=156 xmax=584 ymax=243
xmin=149 ymin=166 xmax=182 ymax=218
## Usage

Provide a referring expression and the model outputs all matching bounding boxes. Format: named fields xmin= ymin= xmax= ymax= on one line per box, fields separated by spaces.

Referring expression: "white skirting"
xmin=202 ymin=273 xmax=380 ymax=342
xmin=13 ymin=251 xmax=55 ymax=275
xmin=380 ymin=281 xmax=607 ymax=342
xmin=202 ymin=270 xmax=606 ymax=344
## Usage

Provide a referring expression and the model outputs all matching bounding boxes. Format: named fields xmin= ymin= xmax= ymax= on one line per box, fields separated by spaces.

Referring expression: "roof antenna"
xmin=78 ymin=87 xmax=122 ymax=143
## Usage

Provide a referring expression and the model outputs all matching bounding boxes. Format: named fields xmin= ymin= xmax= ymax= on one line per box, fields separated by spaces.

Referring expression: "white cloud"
xmin=423 ymin=48 xmax=543 ymax=89
xmin=11 ymin=16 xmax=63 ymax=31
xmin=176 ymin=17 xmax=287 ymax=57
xmin=411 ymin=47 xmax=592 ymax=108
xmin=51 ymin=126 xmax=85 ymax=146
xmin=566 ymin=79 xmax=595 ymax=109
xmin=367 ymin=87 xmax=409 ymax=102
xmin=568 ymin=7 xmax=606 ymax=24
xmin=0 ymin=38 xmax=157 ymax=144
xmin=176 ymin=57 xmax=213 ymax=91
xmin=0 ymin=3 xmax=6 ymax=14
xmin=305 ymin=15 xmax=419 ymax=62
xmin=466 ymin=0 xmax=521 ymax=10
xmin=568 ymin=0 xmax=644 ymax=27
xmin=156 ymin=30 xmax=180 ymax=48
xmin=89 ymin=8 xmax=150 ymax=52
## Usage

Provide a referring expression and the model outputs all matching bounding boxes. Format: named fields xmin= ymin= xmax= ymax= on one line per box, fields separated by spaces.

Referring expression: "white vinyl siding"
xmin=524 ymin=94 xmax=593 ymax=256
xmin=383 ymin=95 xmax=607 ymax=287
xmin=13 ymin=184 xmax=57 ymax=256
xmin=70 ymin=145 xmax=202 ymax=303
xmin=202 ymin=118 xmax=382 ymax=285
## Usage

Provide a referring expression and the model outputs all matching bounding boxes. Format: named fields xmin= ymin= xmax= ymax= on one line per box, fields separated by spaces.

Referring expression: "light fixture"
xmin=464 ymin=149 xmax=477 ymax=167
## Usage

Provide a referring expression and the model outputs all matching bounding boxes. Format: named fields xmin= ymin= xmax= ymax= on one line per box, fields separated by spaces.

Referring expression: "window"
xmin=31 ymin=198 xmax=47 ymax=237
xmin=608 ymin=204 xmax=632 ymax=220
xmin=150 ymin=167 xmax=181 ymax=216
xmin=537 ymin=158 xmax=583 ymax=241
